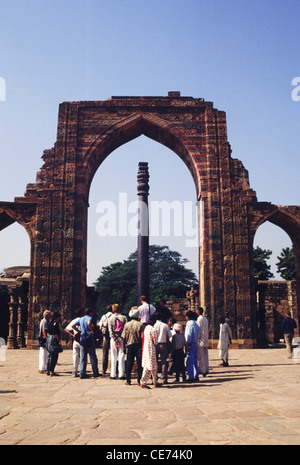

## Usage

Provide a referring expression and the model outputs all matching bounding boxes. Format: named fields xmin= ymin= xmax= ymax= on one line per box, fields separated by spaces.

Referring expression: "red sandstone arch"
xmin=81 ymin=112 xmax=202 ymax=200
xmin=1 ymin=95 xmax=299 ymax=347
xmin=249 ymin=204 xmax=300 ymax=338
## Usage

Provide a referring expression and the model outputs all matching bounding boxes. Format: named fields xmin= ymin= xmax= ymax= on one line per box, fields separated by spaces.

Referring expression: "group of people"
xmin=38 ymin=295 xmax=237 ymax=386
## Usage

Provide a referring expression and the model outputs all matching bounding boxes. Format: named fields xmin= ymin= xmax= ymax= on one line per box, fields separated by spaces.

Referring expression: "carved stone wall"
xmin=0 ymin=92 xmax=299 ymax=348
xmin=257 ymin=280 xmax=298 ymax=345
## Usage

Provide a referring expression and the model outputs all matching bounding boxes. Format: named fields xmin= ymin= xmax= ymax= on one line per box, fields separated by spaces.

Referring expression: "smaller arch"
xmin=0 ymin=201 xmax=37 ymax=241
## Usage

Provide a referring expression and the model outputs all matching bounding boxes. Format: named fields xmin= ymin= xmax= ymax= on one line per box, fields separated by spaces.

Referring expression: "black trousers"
xmin=126 ymin=343 xmax=142 ymax=384
xmin=173 ymin=348 xmax=186 ymax=381
xmin=47 ymin=351 xmax=58 ymax=373
xmin=102 ymin=335 xmax=110 ymax=372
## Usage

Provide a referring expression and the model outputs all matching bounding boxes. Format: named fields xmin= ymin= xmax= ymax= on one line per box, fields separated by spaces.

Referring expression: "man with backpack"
xmin=108 ymin=304 xmax=127 ymax=379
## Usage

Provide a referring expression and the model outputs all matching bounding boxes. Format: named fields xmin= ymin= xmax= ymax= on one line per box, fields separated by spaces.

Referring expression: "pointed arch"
xmin=82 ymin=112 xmax=201 ymax=199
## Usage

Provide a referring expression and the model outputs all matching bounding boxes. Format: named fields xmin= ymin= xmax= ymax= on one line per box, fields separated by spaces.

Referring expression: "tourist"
xmin=45 ymin=311 xmax=63 ymax=376
xmin=64 ymin=310 xmax=82 ymax=377
xmin=138 ymin=295 xmax=156 ymax=326
xmin=168 ymin=317 xmax=177 ymax=335
xmin=171 ymin=323 xmax=187 ymax=383
xmin=217 ymin=316 xmax=232 ymax=367
xmin=154 ymin=311 xmax=172 ymax=384
xmin=196 ymin=307 xmax=209 ymax=377
xmin=108 ymin=304 xmax=127 ymax=379
xmin=140 ymin=315 xmax=161 ymax=389
xmin=121 ymin=307 xmax=144 ymax=385
xmin=38 ymin=309 xmax=51 ymax=373
xmin=155 ymin=299 xmax=172 ymax=324
xmin=282 ymin=310 xmax=297 ymax=358
xmin=98 ymin=305 xmax=113 ymax=374
xmin=73 ymin=308 xmax=100 ymax=379
xmin=185 ymin=310 xmax=200 ymax=382
xmin=167 ymin=316 xmax=177 ymax=375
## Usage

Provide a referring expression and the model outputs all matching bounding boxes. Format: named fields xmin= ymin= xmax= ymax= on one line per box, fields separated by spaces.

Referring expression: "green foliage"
xmin=276 ymin=247 xmax=296 ymax=280
xmin=253 ymin=246 xmax=274 ymax=280
xmin=94 ymin=245 xmax=198 ymax=317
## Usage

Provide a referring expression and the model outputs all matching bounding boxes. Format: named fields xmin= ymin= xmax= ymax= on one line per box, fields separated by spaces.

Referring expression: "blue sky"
xmin=0 ymin=0 xmax=299 ymax=284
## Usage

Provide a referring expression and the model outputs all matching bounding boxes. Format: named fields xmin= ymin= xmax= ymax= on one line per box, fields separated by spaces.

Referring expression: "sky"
xmin=0 ymin=0 xmax=299 ymax=285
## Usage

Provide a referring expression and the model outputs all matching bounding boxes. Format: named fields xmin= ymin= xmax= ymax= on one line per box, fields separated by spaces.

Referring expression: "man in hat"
xmin=121 ymin=307 xmax=144 ymax=385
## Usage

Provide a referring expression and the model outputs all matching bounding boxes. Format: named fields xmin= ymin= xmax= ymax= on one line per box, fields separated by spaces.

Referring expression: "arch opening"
xmin=87 ymin=135 xmax=199 ymax=311
xmin=253 ymin=219 xmax=298 ymax=346
xmin=0 ymin=221 xmax=30 ymax=346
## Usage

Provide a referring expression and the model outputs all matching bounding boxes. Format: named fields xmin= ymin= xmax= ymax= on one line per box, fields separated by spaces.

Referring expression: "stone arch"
xmin=2 ymin=94 xmax=299 ymax=347
xmin=249 ymin=204 xmax=300 ymax=344
xmin=0 ymin=207 xmax=34 ymax=348
xmin=250 ymin=204 xmax=300 ymax=270
xmin=81 ymin=112 xmax=202 ymax=201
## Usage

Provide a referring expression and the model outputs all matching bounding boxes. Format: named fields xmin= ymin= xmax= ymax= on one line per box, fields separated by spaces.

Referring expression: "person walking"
xmin=121 ymin=307 xmax=144 ymax=385
xmin=108 ymin=304 xmax=127 ymax=379
xmin=140 ymin=315 xmax=161 ymax=389
xmin=282 ymin=310 xmax=297 ymax=358
xmin=38 ymin=309 xmax=51 ymax=373
xmin=154 ymin=311 xmax=172 ymax=384
xmin=185 ymin=310 xmax=200 ymax=382
xmin=196 ymin=307 xmax=209 ymax=377
xmin=98 ymin=305 xmax=113 ymax=374
xmin=64 ymin=311 xmax=82 ymax=377
xmin=73 ymin=308 xmax=100 ymax=379
xmin=217 ymin=316 xmax=232 ymax=367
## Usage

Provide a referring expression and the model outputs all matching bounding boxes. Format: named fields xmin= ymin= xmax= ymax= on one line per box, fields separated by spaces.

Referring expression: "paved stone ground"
xmin=0 ymin=346 xmax=299 ymax=446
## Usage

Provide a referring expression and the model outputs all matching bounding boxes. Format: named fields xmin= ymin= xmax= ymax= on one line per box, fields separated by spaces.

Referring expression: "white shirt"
xmin=138 ymin=302 xmax=156 ymax=324
xmin=154 ymin=319 xmax=172 ymax=343
xmin=66 ymin=317 xmax=80 ymax=334
xmin=98 ymin=311 xmax=113 ymax=328
xmin=217 ymin=322 xmax=232 ymax=350
xmin=197 ymin=315 xmax=209 ymax=348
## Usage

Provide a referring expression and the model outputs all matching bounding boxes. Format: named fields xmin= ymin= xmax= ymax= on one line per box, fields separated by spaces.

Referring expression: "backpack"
xmin=114 ymin=315 xmax=125 ymax=338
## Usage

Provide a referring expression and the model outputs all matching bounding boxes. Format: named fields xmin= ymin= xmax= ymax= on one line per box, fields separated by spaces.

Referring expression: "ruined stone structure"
xmin=0 ymin=267 xmax=29 ymax=348
xmin=257 ymin=280 xmax=298 ymax=346
xmin=0 ymin=92 xmax=299 ymax=348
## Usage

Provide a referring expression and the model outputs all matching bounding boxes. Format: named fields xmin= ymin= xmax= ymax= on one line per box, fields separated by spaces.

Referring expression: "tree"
xmin=276 ymin=247 xmax=296 ymax=280
xmin=253 ymin=246 xmax=274 ymax=280
xmin=94 ymin=245 xmax=198 ymax=317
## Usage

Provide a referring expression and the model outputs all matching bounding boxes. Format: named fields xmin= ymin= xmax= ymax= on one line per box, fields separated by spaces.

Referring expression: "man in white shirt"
xmin=65 ymin=312 xmax=82 ymax=377
xmin=196 ymin=307 xmax=209 ymax=377
xmin=138 ymin=295 xmax=156 ymax=326
xmin=154 ymin=311 xmax=172 ymax=384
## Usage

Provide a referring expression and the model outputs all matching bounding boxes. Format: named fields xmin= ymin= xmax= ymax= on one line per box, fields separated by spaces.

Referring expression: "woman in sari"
xmin=140 ymin=315 xmax=161 ymax=388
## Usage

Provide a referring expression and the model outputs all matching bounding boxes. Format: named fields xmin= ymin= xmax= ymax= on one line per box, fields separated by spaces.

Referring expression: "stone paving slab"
xmin=0 ymin=346 xmax=299 ymax=446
